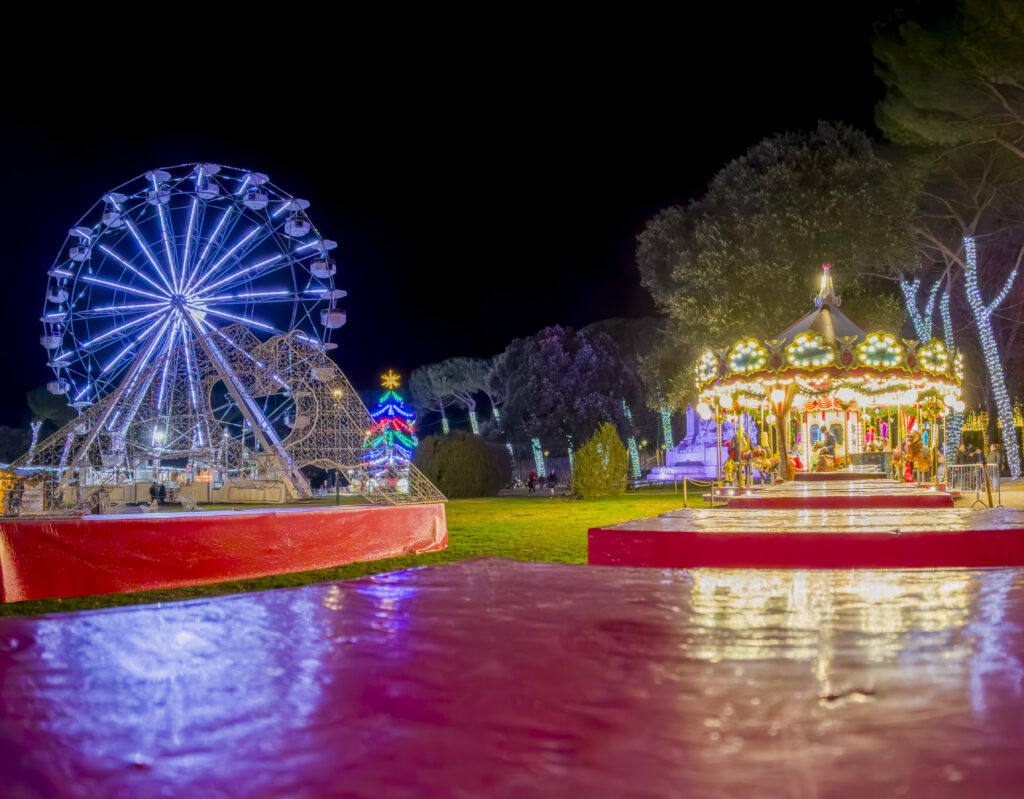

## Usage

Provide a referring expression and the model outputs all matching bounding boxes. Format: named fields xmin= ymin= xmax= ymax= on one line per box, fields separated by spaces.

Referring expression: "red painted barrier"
xmin=589 ymin=508 xmax=1024 ymax=569
xmin=0 ymin=503 xmax=447 ymax=603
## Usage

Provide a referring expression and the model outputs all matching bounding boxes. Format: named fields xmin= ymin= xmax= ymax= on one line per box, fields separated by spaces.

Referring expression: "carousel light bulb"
xmin=770 ymin=388 xmax=785 ymax=405
xmin=696 ymin=402 xmax=712 ymax=421
xmin=836 ymin=387 xmax=855 ymax=404
xmin=954 ymin=399 xmax=966 ymax=413
xmin=720 ymin=394 xmax=733 ymax=408
xmin=943 ymin=393 xmax=956 ymax=408
xmin=902 ymin=389 xmax=919 ymax=404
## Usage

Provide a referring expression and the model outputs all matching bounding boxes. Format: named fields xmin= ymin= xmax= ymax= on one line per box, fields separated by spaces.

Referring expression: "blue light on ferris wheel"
xmin=182 ymin=197 xmax=199 ymax=278
xmin=98 ymin=245 xmax=169 ymax=295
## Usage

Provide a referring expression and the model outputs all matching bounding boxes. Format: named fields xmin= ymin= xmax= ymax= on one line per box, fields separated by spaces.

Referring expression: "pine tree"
xmin=363 ymin=370 xmax=418 ymax=472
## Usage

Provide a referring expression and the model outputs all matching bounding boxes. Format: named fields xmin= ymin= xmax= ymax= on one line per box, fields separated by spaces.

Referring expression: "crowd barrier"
xmin=946 ymin=463 xmax=1001 ymax=507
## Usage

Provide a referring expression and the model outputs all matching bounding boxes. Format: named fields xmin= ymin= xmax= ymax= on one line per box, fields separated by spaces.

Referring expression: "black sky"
xmin=0 ymin=6 xmax=892 ymax=427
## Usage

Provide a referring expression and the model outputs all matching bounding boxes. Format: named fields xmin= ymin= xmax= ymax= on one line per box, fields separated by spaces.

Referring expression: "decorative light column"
xmin=940 ymin=291 xmax=963 ymax=459
xmin=964 ymin=237 xmax=1020 ymax=477
xmin=622 ymin=400 xmax=642 ymax=480
xmin=531 ymin=437 xmax=546 ymax=477
xmin=659 ymin=405 xmax=673 ymax=451
xmin=900 ymin=278 xmax=941 ymax=341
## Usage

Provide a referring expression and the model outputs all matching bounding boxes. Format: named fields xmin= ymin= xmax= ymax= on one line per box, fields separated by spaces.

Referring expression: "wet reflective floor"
xmin=2 ymin=558 xmax=1023 ymax=797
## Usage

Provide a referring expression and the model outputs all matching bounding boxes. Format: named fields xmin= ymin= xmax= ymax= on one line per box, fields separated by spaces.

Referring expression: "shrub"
xmin=414 ymin=432 xmax=510 ymax=498
xmin=572 ymin=423 xmax=628 ymax=499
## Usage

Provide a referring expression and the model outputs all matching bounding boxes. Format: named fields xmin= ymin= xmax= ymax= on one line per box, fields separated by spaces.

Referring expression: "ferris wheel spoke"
xmin=155 ymin=203 xmax=179 ymax=292
xmin=97 ymin=245 xmax=173 ymax=297
xmin=201 ymin=290 xmax=302 ymax=304
xmin=179 ymin=197 xmax=200 ymax=290
xmin=192 ymin=242 xmax=329 ymax=301
xmin=188 ymin=196 xmax=308 ymax=296
xmin=189 ymin=227 xmax=261 ymax=293
xmin=80 ymin=274 xmax=169 ymax=302
xmin=195 ymin=306 xmax=283 ymax=334
xmin=80 ymin=301 xmax=167 ymax=318
xmin=80 ymin=306 xmax=169 ymax=350
xmin=190 ymin=254 xmax=286 ymax=297
xmin=186 ymin=206 xmax=236 ymax=293
xmin=154 ymin=320 xmax=179 ymax=416
xmin=100 ymin=313 xmax=169 ymax=374
xmin=187 ymin=218 xmax=285 ymax=296
xmin=123 ymin=218 xmax=176 ymax=295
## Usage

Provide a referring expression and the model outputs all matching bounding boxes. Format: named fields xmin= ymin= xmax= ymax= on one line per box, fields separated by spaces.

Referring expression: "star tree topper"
xmin=381 ymin=370 xmax=401 ymax=389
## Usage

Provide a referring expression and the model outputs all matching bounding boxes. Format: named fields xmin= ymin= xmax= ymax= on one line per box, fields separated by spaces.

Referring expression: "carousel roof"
xmin=774 ymin=267 xmax=865 ymax=346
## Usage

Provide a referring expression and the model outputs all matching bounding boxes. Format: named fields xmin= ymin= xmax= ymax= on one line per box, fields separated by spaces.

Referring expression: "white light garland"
xmin=964 ymin=237 xmax=1020 ymax=477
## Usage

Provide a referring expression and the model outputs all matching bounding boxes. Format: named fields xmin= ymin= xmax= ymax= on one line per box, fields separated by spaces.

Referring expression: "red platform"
xmin=796 ymin=470 xmax=889 ymax=481
xmin=0 ymin=503 xmax=447 ymax=603
xmin=726 ymin=480 xmax=954 ymax=509
xmin=589 ymin=508 xmax=1024 ymax=569
xmin=3 ymin=558 xmax=1023 ymax=797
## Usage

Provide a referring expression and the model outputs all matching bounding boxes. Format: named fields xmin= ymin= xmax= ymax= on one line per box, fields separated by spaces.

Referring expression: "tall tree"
xmin=637 ymin=122 xmax=916 ymax=407
xmin=492 ymin=325 xmax=642 ymax=450
xmin=874 ymin=0 xmax=1024 ymax=159
xmin=876 ymin=6 xmax=1024 ymax=475
xmin=409 ymin=363 xmax=454 ymax=434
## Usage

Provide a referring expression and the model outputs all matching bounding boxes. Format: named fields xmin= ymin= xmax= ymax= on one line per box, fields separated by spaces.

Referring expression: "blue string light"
xmin=940 ymin=289 xmax=964 ymax=459
xmin=964 ymin=237 xmax=1020 ymax=477
xmin=900 ymin=278 xmax=940 ymax=341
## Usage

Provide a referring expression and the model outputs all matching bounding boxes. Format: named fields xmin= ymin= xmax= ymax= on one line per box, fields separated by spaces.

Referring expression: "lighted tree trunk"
xmin=965 ymin=237 xmax=1021 ymax=478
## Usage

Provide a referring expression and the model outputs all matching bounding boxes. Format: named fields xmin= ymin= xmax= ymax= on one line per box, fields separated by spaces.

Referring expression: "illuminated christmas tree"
xmin=363 ymin=370 xmax=418 ymax=472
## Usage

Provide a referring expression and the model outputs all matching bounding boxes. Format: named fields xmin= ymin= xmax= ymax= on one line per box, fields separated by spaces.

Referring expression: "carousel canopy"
xmin=774 ymin=267 xmax=865 ymax=346
xmin=695 ymin=265 xmax=963 ymax=412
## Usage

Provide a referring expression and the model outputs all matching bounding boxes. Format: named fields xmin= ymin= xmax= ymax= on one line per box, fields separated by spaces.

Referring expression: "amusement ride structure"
xmin=691 ymin=265 xmax=964 ymax=480
xmin=13 ymin=163 xmax=443 ymax=506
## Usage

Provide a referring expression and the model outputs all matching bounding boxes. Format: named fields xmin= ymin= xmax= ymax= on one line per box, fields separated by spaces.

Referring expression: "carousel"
xmin=694 ymin=265 xmax=964 ymax=482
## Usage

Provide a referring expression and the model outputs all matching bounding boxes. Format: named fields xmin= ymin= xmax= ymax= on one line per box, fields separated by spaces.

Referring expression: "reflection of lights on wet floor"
xmin=4 ymin=560 xmax=1024 ymax=795
xmin=687 ymin=569 xmax=978 ymax=673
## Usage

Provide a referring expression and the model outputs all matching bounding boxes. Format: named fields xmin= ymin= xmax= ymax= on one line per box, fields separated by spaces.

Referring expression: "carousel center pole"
xmin=844 ymin=406 xmax=850 ymax=471
xmin=715 ymin=398 xmax=723 ymax=488
xmin=774 ymin=384 xmax=797 ymax=481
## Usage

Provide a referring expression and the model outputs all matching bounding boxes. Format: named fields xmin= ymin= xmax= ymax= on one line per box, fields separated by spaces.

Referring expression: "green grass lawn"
xmin=1 ymin=492 xmax=700 ymax=617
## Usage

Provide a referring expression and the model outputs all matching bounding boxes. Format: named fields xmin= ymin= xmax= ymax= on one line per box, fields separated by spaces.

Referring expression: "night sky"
xmin=0 ymin=6 xmax=892 ymax=428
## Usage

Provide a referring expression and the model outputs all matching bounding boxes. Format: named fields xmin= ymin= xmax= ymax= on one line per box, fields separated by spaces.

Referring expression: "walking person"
xmin=148 ymin=481 xmax=159 ymax=511
xmin=527 ymin=471 xmax=536 ymax=494
xmin=547 ymin=471 xmax=557 ymax=494
xmin=157 ymin=482 xmax=167 ymax=506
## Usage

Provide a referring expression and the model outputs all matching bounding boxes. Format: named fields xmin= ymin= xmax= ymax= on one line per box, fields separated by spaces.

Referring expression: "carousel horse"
xmin=903 ymin=430 xmax=932 ymax=482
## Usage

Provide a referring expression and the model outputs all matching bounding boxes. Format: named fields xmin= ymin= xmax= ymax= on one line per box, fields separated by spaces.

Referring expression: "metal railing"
xmin=946 ymin=463 xmax=1002 ymax=507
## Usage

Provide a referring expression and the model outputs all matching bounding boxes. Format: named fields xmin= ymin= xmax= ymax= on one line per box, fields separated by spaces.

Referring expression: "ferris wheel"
xmin=41 ymin=163 xmax=346 ymax=408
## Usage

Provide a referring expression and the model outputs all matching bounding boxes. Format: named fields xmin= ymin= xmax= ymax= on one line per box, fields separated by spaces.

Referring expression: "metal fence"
xmin=946 ymin=463 xmax=1002 ymax=507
